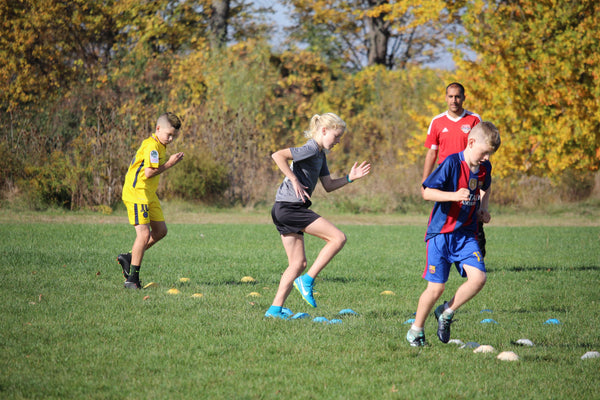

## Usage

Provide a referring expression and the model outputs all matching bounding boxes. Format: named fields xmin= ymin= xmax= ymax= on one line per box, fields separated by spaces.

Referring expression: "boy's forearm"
xmin=145 ymin=152 xmax=184 ymax=178
xmin=423 ymin=187 xmax=471 ymax=203
xmin=145 ymin=164 xmax=169 ymax=178
xmin=423 ymin=187 xmax=452 ymax=202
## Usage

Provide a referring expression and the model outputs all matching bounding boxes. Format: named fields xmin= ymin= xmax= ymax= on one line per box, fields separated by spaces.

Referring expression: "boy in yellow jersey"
xmin=117 ymin=112 xmax=184 ymax=289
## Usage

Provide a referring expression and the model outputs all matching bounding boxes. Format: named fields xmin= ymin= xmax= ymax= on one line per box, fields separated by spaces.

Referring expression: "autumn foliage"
xmin=0 ymin=0 xmax=598 ymax=211
xmin=457 ymin=0 xmax=600 ymax=198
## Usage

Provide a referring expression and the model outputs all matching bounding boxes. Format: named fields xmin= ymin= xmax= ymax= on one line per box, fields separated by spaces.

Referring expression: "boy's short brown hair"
xmin=158 ymin=112 xmax=182 ymax=130
xmin=470 ymin=121 xmax=501 ymax=152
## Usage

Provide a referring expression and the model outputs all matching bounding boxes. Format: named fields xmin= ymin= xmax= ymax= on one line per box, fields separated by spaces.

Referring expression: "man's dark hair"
xmin=446 ymin=82 xmax=465 ymax=96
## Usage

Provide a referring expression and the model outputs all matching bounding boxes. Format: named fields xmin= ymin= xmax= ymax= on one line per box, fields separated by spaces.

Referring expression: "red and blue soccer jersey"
xmin=423 ymin=151 xmax=491 ymax=241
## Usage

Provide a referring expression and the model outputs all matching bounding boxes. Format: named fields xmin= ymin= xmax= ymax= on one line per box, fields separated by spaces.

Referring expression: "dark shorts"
xmin=271 ymin=201 xmax=321 ymax=235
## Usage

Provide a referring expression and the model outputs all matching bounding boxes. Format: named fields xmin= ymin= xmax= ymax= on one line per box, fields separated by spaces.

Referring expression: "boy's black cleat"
xmin=434 ymin=302 xmax=454 ymax=343
xmin=117 ymin=253 xmax=132 ymax=279
xmin=124 ymin=277 xmax=142 ymax=289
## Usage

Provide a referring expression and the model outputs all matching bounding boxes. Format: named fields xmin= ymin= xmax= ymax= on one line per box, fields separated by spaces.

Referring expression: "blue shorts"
xmin=423 ymin=232 xmax=485 ymax=283
xmin=271 ymin=201 xmax=320 ymax=235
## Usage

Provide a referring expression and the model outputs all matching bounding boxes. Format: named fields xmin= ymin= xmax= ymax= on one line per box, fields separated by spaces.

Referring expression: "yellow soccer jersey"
xmin=122 ymin=134 xmax=166 ymax=203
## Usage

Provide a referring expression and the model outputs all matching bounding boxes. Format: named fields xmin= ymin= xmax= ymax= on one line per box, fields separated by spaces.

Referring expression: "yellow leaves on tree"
xmin=457 ymin=0 xmax=600 ymax=180
xmin=0 ymin=0 xmax=112 ymax=110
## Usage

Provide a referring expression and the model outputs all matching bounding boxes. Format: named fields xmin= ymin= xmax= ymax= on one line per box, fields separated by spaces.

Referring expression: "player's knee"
xmin=427 ymin=282 xmax=445 ymax=298
xmin=136 ymin=229 xmax=151 ymax=243
xmin=470 ymin=271 xmax=487 ymax=289
xmin=332 ymin=231 xmax=347 ymax=249
xmin=154 ymin=226 xmax=168 ymax=241
xmin=290 ymin=259 xmax=307 ymax=271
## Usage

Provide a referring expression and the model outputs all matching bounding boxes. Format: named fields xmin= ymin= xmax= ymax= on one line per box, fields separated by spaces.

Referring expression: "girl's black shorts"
xmin=271 ymin=201 xmax=321 ymax=235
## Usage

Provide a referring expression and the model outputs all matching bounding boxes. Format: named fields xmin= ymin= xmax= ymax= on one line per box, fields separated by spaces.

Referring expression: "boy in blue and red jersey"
xmin=407 ymin=121 xmax=501 ymax=346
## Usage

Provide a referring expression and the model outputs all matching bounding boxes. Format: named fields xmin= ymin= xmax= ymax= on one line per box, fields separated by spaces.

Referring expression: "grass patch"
xmin=0 ymin=218 xmax=598 ymax=399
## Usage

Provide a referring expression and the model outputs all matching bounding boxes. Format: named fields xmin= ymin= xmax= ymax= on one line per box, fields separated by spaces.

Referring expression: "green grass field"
xmin=1 ymin=211 xmax=599 ymax=399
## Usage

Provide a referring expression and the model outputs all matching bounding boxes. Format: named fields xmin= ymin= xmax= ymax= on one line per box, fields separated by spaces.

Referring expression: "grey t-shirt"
xmin=275 ymin=139 xmax=330 ymax=203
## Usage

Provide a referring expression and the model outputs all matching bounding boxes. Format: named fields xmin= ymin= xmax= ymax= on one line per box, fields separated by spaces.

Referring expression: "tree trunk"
xmin=209 ymin=0 xmax=230 ymax=49
xmin=366 ymin=0 xmax=390 ymax=67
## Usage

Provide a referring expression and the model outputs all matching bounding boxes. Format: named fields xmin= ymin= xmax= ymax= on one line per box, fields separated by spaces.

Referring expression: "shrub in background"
xmin=163 ymin=148 xmax=229 ymax=203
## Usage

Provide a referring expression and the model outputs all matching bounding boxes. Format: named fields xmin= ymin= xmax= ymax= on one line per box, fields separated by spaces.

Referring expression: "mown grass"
xmin=0 ymin=214 xmax=598 ymax=399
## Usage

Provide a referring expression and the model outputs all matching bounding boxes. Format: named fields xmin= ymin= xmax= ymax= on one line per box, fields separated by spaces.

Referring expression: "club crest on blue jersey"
xmin=469 ymin=178 xmax=478 ymax=191
xmin=429 ymin=265 xmax=436 ymax=274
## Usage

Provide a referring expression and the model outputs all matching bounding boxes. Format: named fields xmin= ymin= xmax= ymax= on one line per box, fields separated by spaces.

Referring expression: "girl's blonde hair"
xmin=304 ymin=113 xmax=346 ymax=138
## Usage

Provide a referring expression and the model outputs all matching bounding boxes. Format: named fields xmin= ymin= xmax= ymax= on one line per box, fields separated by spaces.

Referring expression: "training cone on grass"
xmin=167 ymin=288 xmax=181 ymax=295
xmin=474 ymin=345 xmax=495 ymax=354
xmin=480 ymin=318 xmax=498 ymax=324
xmin=143 ymin=282 xmax=157 ymax=289
xmin=513 ymin=339 xmax=534 ymax=347
xmin=497 ymin=351 xmax=520 ymax=361
xmin=291 ymin=313 xmax=310 ymax=320
xmin=380 ymin=290 xmax=395 ymax=296
xmin=240 ymin=276 xmax=256 ymax=283
xmin=581 ymin=351 xmax=600 ymax=360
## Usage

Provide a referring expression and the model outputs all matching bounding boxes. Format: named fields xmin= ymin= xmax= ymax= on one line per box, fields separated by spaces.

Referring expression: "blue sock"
xmin=303 ymin=274 xmax=314 ymax=285
xmin=268 ymin=305 xmax=282 ymax=314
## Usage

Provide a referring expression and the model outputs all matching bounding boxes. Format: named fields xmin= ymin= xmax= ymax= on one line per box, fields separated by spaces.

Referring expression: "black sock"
xmin=128 ymin=265 xmax=140 ymax=281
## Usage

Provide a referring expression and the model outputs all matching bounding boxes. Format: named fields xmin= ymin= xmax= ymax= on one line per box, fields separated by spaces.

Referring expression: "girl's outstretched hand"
xmin=348 ymin=161 xmax=371 ymax=181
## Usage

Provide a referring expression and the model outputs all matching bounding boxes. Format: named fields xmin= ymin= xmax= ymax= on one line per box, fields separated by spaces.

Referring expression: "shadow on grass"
xmin=492 ymin=306 xmax=568 ymax=314
xmin=489 ymin=265 xmax=600 ymax=272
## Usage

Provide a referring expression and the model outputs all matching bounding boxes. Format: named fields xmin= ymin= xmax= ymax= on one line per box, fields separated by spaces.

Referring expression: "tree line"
xmin=1 ymin=0 xmax=598 ymax=211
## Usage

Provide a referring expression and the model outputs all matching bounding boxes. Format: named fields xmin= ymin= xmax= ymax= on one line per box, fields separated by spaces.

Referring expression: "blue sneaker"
xmin=281 ymin=307 xmax=294 ymax=317
xmin=264 ymin=306 xmax=289 ymax=320
xmin=293 ymin=276 xmax=317 ymax=308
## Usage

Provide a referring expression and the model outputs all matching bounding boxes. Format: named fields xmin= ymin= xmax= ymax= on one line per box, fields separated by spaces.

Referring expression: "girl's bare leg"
xmin=271 ymin=233 xmax=307 ymax=307
xmin=303 ymin=217 xmax=347 ymax=278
